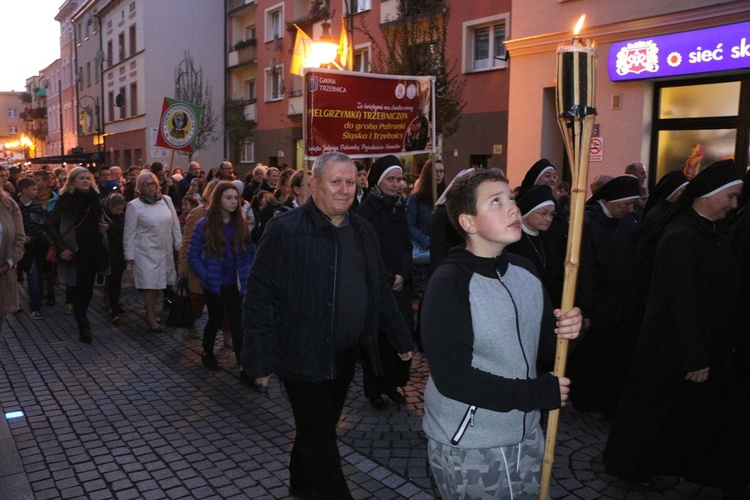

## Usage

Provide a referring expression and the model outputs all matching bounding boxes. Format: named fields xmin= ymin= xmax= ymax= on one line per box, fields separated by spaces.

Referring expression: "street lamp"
xmin=312 ymin=18 xmax=339 ymax=66
xmin=308 ymin=1 xmax=354 ymax=70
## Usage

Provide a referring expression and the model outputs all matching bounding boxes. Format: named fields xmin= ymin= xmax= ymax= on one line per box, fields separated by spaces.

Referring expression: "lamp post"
xmin=58 ymin=80 xmax=64 ymax=156
xmin=78 ymin=95 xmax=102 ymax=153
xmin=343 ymin=0 xmax=354 ymax=70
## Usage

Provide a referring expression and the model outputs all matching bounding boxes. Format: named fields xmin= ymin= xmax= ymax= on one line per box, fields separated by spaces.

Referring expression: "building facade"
xmin=55 ymin=1 xmax=80 ymax=158
xmin=0 ymin=92 xmax=25 ymax=161
xmin=72 ymin=0 xmax=104 ymax=157
xmin=505 ymin=0 xmax=750 ymax=190
xmin=226 ymin=0 xmax=512 ymax=179
xmin=95 ymin=0 xmax=226 ymax=170
xmin=40 ymin=59 xmax=64 ymax=160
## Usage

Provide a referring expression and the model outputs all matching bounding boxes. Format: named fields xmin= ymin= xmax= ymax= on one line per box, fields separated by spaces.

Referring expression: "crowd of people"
xmin=0 ymin=160 xmax=302 ymax=341
xmin=502 ymin=157 xmax=750 ymax=498
xmin=0 ymin=151 xmax=748 ymax=498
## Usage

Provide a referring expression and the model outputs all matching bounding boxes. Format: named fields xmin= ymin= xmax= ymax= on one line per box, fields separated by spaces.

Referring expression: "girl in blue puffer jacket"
xmin=188 ymin=181 xmax=255 ymax=375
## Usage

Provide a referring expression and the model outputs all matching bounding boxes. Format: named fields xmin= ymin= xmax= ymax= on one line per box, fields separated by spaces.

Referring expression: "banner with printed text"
xmin=155 ymin=97 xmax=203 ymax=153
xmin=304 ymin=69 xmax=435 ymax=159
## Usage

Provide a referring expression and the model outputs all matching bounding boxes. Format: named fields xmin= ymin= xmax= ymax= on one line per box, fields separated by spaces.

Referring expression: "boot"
xmin=79 ymin=322 xmax=92 ymax=344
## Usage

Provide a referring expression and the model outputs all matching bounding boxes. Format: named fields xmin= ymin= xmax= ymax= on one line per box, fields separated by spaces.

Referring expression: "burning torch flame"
xmin=573 ymin=14 xmax=586 ymax=36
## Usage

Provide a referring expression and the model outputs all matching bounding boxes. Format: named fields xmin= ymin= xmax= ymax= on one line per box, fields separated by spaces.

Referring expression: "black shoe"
xmin=289 ymin=486 xmax=315 ymax=498
xmin=289 ymin=478 xmax=319 ymax=499
xmin=201 ymin=352 xmax=219 ymax=371
xmin=723 ymin=484 xmax=750 ymax=499
xmin=387 ymin=389 xmax=406 ymax=405
xmin=623 ymin=473 xmax=677 ymax=492
xmin=79 ymin=326 xmax=92 ymax=344
xmin=239 ymin=370 xmax=254 ymax=386
xmin=369 ymin=396 xmax=387 ymax=410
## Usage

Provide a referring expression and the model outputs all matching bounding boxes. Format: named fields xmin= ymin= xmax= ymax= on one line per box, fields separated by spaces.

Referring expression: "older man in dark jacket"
xmin=241 ymin=151 xmax=414 ymax=500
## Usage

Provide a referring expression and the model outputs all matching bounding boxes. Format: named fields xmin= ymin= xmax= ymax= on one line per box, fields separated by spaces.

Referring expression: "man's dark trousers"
xmin=282 ymin=346 xmax=357 ymax=499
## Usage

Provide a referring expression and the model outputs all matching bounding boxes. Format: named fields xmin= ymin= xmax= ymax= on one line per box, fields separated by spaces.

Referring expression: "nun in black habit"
xmin=519 ymin=158 xmax=569 ymax=257
xmin=634 ymin=170 xmax=689 ymax=309
xmin=567 ymin=175 xmax=641 ymax=418
xmin=356 ymin=155 xmax=413 ymax=409
xmin=506 ymin=184 xmax=564 ymax=308
xmin=604 ymin=159 xmax=746 ymax=497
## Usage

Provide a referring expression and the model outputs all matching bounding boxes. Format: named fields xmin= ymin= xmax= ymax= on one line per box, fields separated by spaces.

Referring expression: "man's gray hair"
xmin=311 ymin=152 xmax=354 ymax=180
xmin=625 ymin=162 xmax=644 ymax=175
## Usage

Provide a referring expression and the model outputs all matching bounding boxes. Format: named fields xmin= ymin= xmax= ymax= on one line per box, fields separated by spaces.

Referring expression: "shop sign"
xmin=304 ymin=69 xmax=435 ymax=158
xmin=608 ymin=20 xmax=750 ymax=81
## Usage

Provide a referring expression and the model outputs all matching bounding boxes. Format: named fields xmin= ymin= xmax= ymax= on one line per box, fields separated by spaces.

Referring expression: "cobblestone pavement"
xmin=0 ymin=274 xmax=724 ymax=499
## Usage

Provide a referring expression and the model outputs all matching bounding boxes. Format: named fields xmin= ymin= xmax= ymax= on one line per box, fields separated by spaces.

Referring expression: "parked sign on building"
xmin=304 ymin=69 xmax=435 ymax=159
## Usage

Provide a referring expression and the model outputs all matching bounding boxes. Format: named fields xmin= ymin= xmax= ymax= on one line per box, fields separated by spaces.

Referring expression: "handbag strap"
xmin=62 ymin=206 xmax=91 ymax=238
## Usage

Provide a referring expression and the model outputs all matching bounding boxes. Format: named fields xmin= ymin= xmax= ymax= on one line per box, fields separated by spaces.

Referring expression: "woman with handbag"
xmin=188 ymin=182 xmax=254 ymax=375
xmin=48 ymin=166 xmax=109 ymax=343
xmin=0 ymin=180 xmax=25 ymax=342
xmin=124 ymin=172 xmax=182 ymax=333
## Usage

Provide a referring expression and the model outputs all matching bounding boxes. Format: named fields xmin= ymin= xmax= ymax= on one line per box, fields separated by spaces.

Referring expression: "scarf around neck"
xmin=369 ymin=184 xmax=405 ymax=211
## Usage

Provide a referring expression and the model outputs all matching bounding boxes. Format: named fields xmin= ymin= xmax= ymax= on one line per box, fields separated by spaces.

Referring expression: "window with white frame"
xmin=241 ymin=140 xmax=255 ymax=163
xmin=244 ymin=79 xmax=256 ymax=101
xmin=463 ymin=14 xmax=508 ymax=73
xmin=7 ymin=109 xmax=17 ymax=118
xmin=8 ymin=125 xmax=19 ymax=134
xmin=265 ymin=4 xmax=283 ymax=42
xmin=352 ymin=0 xmax=371 ymax=13
xmin=265 ymin=67 xmax=284 ymax=101
xmin=353 ymin=47 xmax=370 ymax=73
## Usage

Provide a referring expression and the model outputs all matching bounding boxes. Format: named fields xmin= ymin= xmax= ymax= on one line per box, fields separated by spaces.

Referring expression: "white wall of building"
xmin=143 ymin=0 xmax=226 ymax=168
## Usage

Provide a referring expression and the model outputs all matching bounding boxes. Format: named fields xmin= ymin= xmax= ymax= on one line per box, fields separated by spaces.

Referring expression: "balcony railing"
xmin=244 ymin=102 xmax=256 ymax=122
xmin=237 ymin=44 xmax=257 ymax=65
xmin=288 ymin=94 xmax=303 ymax=117
xmin=227 ymin=0 xmax=254 ymax=13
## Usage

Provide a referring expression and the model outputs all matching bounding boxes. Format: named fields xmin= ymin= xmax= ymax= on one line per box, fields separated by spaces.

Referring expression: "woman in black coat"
xmin=48 ymin=167 xmax=108 ymax=343
xmin=356 ymin=155 xmax=413 ymax=409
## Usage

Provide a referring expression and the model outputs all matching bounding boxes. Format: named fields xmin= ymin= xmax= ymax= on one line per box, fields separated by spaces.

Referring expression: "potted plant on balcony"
xmin=234 ymin=38 xmax=257 ymax=50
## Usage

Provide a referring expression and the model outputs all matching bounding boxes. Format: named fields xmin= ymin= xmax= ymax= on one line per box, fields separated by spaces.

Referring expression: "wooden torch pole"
xmin=538 ymin=36 xmax=597 ymax=500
